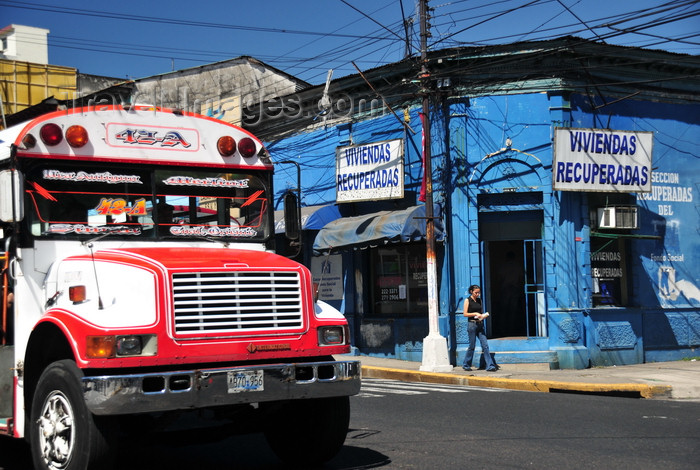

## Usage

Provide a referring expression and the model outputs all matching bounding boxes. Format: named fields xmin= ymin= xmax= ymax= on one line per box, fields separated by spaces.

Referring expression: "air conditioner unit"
xmin=597 ymin=206 xmax=638 ymax=229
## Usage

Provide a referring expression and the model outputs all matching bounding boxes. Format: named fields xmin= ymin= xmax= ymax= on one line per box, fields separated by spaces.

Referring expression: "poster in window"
xmin=591 ymin=237 xmax=624 ymax=307
xmin=371 ymin=245 xmax=428 ymax=316
xmin=311 ymin=254 xmax=343 ymax=301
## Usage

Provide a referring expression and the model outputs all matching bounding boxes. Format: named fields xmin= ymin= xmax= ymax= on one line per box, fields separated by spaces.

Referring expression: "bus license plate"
xmin=227 ymin=370 xmax=264 ymax=393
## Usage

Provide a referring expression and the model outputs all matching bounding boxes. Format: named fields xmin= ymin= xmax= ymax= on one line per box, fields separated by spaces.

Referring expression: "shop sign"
xmin=336 ymin=139 xmax=404 ymax=202
xmin=311 ymin=254 xmax=343 ymax=301
xmin=553 ymin=128 xmax=653 ymax=193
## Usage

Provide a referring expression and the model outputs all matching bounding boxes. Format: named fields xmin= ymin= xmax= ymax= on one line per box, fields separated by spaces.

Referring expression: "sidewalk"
xmin=338 ymin=355 xmax=700 ymax=401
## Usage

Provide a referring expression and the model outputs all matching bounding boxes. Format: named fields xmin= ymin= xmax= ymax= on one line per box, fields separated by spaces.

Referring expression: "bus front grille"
xmin=172 ymin=271 xmax=303 ymax=335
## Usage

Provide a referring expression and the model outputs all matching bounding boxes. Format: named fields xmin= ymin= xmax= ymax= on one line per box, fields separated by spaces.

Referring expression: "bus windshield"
xmin=24 ymin=162 xmax=270 ymax=242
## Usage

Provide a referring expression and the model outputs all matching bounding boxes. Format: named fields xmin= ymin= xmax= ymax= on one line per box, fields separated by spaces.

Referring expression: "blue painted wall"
xmin=268 ymin=86 xmax=700 ymax=367
xmin=569 ymin=95 xmax=700 ymax=364
xmin=268 ymin=112 xmax=425 ymax=209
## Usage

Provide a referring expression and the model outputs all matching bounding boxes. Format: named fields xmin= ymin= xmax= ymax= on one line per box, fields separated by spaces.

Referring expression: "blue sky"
xmin=1 ymin=0 xmax=698 ymax=85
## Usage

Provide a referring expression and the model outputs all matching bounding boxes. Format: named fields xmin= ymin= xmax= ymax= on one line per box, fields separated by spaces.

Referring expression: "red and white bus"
xmin=0 ymin=105 xmax=359 ymax=469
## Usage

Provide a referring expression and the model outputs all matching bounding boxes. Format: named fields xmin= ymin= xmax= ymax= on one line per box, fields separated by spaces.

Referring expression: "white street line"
xmin=361 ymin=386 xmax=427 ymax=395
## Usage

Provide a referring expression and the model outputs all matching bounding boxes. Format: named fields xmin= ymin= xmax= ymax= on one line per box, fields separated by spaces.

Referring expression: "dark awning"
xmin=274 ymin=204 xmax=343 ymax=234
xmin=313 ymin=204 xmax=444 ymax=254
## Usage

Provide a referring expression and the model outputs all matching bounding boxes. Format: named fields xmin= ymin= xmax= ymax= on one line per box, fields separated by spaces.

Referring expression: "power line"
xmin=431 ymin=0 xmax=545 ymax=47
xmin=339 ymin=0 xmax=407 ymax=44
xmin=0 ymin=0 xmax=394 ymax=41
xmin=555 ymin=0 xmax=606 ymax=43
xmin=0 ymin=0 xmax=409 ymax=85
xmin=433 ymin=0 xmax=699 ymax=53
xmin=2 ymin=0 xmax=696 ymax=95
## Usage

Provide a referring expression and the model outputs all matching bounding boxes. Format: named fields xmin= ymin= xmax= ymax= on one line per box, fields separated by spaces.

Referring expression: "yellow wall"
xmin=0 ymin=59 xmax=77 ymax=115
xmin=198 ymin=94 xmax=242 ymax=126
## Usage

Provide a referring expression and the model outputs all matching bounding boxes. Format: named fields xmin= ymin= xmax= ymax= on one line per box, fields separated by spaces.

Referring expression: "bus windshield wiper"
xmin=159 ymin=234 xmax=230 ymax=247
xmin=81 ymin=226 xmax=131 ymax=245
xmin=193 ymin=236 xmax=229 ymax=247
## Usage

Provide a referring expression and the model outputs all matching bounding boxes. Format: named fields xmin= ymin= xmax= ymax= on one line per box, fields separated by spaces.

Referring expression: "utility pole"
xmin=419 ymin=0 xmax=452 ymax=372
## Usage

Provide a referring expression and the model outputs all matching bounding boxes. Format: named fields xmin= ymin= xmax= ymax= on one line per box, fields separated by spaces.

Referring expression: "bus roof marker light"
xmin=238 ymin=137 xmax=256 ymax=158
xmin=66 ymin=125 xmax=89 ymax=148
xmin=39 ymin=123 xmax=63 ymax=146
xmin=21 ymin=133 xmax=37 ymax=149
xmin=217 ymin=136 xmax=236 ymax=156
xmin=258 ymin=147 xmax=271 ymax=164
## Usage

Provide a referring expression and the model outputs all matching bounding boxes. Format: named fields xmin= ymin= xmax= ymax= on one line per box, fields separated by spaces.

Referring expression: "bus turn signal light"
xmin=86 ymin=336 xmax=116 ymax=358
xmin=217 ymin=136 xmax=236 ymax=156
xmin=68 ymin=285 xmax=86 ymax=303
xmin=86 ymin=335 xmax=156 ymax=358
xmin=66 ymin=125 xmax=89 ymax=148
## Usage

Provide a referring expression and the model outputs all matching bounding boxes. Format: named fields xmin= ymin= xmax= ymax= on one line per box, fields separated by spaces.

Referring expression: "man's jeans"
xmin=463 ymin=321 xmax=496 ymax=370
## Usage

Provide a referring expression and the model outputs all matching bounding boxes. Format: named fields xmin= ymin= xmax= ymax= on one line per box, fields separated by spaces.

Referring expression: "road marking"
xmin=366 ymin=380 xmax=468 ymax=393
xmin=361 ymin=386 xmax=426 ymax=395
xmin=358 ymin=378 xmax=510 ymax=397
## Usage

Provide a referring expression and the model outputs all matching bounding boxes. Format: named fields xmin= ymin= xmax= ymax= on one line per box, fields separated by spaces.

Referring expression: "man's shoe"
xmin=462 ymin=366 xmax=472 ymax=371
xmin=486 ymin=367 xmax=497 ymax=372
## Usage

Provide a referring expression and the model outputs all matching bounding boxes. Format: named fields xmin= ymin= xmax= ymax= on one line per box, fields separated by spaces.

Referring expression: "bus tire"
xmin=29 ymin=359 xmax=115 ymax=470
xmin=263 ymin=396 xmax=350 ymax=466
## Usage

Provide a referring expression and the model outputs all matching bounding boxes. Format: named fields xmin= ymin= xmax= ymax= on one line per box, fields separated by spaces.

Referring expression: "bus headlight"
xmin=318 ymin=326 xmax=347 ymax=346
xmin=116 ymin=335 xmax=143 ymax=355
xmin=86 ymin=335 xmax=157 ymax=358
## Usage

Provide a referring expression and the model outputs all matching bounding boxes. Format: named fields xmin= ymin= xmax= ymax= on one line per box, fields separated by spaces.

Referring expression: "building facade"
xmin=2 ymin=45 xmax=309 ymax=129
xmin=0 ymin=24 xmax=49 ymax=64
xmin=0 ymin=24 xmax=125 ymax=128
xmin=0 ymin=24 xmax=77 ymax=125
xmin=256 ymin=37 xmax=699 ymax=368
xmin=4 ymin=33 xmax=696 ymax=368
xmin=126 ymin=57 xmax=310 ymax=125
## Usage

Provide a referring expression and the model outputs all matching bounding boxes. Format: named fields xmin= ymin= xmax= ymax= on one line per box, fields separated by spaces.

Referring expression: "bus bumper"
xmin=82 ymin=360 xmax=361 ymax=415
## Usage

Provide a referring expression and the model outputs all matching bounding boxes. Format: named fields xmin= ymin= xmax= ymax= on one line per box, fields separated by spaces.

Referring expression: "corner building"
xmin=255 ymin=37 xmax=699 ymax=368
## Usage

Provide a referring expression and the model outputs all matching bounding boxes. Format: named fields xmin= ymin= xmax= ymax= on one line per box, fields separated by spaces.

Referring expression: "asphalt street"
xmin=2 ymin=377 xmax=698 ymax=469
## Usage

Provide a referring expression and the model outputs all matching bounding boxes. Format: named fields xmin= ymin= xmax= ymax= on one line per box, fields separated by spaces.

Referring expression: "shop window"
xmin=588 ymin=192 xmax=634 ymax=307
xmin=370 ymin=244 xmax=428 ymax=316
xmin=591 ymin=236 xmax=628 ymax=307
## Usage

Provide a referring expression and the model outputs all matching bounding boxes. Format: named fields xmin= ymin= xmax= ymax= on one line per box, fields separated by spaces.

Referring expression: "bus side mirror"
xmin=0 ymin=170 xmax=24 ymax=222
xmin=283 ymin=191 xmax=300 ymax=241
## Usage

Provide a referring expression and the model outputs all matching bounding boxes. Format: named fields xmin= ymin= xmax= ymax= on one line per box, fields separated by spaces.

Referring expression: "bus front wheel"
xmin=29 ymin=360 xmax=115 ymax=470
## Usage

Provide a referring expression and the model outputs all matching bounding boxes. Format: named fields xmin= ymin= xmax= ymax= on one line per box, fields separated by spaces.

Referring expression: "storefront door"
xmin=483 ymin=238 xmax=546 ymax=338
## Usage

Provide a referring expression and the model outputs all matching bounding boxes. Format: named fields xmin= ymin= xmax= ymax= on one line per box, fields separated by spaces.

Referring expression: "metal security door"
xmin=523 ymin=239 xmax=546 ymax=337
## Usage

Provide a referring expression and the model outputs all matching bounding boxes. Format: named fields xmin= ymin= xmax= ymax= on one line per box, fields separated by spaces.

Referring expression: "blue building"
xmin=253 ymin=37 xmax=699 ymax=368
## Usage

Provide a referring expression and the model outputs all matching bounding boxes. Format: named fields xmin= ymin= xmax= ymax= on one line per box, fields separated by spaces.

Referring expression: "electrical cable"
xmin=3 ymin=0 xmax=696 ymax=86
xmin=2 ymin=0 xmax=696 ymax=128
xmin=0 ymin=0 xmax=393 ymax=40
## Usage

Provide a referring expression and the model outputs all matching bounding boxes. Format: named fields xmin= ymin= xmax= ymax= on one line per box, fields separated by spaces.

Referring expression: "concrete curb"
xmin=361 ymin=365 xmax=673 ymax=399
